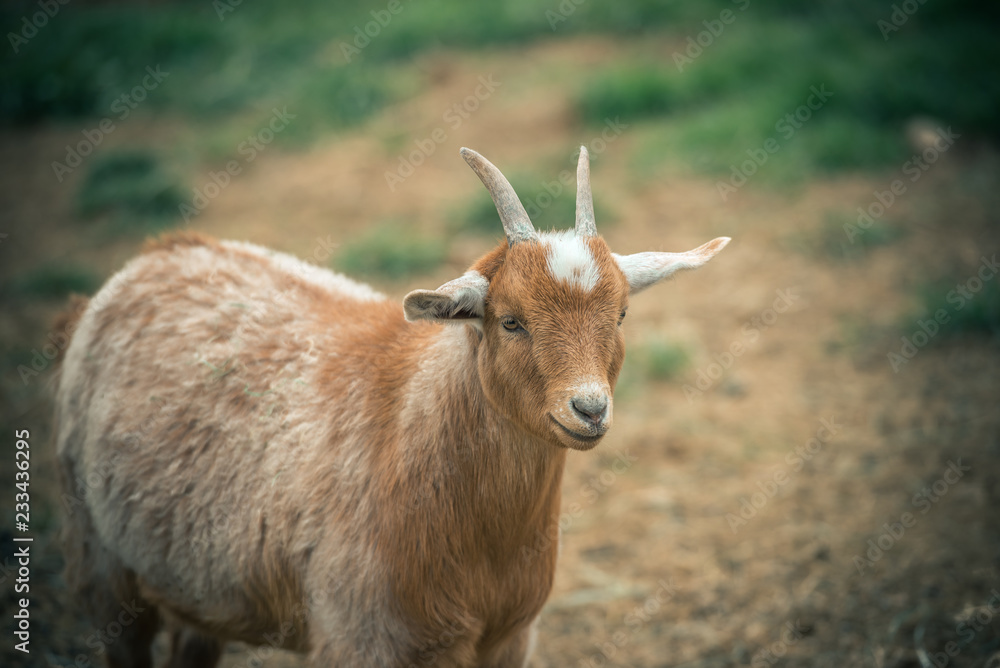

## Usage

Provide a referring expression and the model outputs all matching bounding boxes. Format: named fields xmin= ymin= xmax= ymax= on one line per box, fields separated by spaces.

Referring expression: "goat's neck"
xmin=374 ymin=324 xmax=565 ymax=636
xmin=396 ymin=324 xmax=567 ymax=547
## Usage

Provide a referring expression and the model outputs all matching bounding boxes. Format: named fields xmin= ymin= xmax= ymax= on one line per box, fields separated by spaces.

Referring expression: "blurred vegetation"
xmin=76 ymin=150 xmax=185 ymax=231
xmin=620 ymin=337 xmax=691 ymax=390
xmin=3 ymin=0 xmax=996 ymax=156
xmin=638 ymin=339 xmax=691 ymax=380
xmin=0 ymin=0 xmax=709 ymax=126
xmin=911 ymin=277 xmax=1000 ymax=341
xmin=580 ymin=2 xmax=999 ymax=183
xmin=454 ymin=172 xmax=614 ymax=235
xmin=5 ymin=264 xmax=100 ymax=300
xmin=334 ymin=221 xmax=446 ymax=280
xmin=1 ymin=0 xmax=996 ymax=255
xmin=783 ymin=209 xmax=905 ymax=262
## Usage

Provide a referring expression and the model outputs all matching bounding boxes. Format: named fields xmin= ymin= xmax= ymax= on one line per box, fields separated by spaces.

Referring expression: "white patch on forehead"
xmin=541 ymin=230 xmax=600 ymax=292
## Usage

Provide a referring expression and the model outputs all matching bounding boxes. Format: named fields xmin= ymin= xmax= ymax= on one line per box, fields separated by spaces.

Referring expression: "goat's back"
xmin=55 ymin=234 xmax=403 ymax=643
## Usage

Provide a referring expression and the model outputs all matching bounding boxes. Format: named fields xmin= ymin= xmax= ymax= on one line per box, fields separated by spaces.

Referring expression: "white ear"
xmin=614 ymin=237 xmax=730 ymax=294
xmin=403 ymin=271 xmax=489 ymax=325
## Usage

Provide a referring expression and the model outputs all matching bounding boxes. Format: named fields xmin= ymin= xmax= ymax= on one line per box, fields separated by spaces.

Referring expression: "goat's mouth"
xmin=548 ymin=415 xmax=605 ymax=444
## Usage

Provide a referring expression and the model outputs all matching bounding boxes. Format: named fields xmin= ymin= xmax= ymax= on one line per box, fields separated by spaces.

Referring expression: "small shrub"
xmin=577 ymin=68 xmax=681 ymax=126
xmin=76 ymin=150 xmax=185 ymax=228
xmin=785 ymin=209 xmax=905 ymax=262
xmin=8 ymin=265 xmax=99 ymax=300
xmin=642 ymin=340 xmax=691 ymax=380
xmin=628 ymin=339 xmax=691 ymax=382
xmin=912 ymin=277 xmax=1000 ymax=341
xmin=335 ymin=222 xmax=446 ymax=280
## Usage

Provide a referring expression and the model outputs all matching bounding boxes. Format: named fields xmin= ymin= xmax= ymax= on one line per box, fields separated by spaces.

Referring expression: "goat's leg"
xmin=60 ymin=459 xmax=160 ymax=668
xmin=481 ymin=621 xmax=537 ymax=668
xmin=164 ymin=626 xmax=224 ymax=668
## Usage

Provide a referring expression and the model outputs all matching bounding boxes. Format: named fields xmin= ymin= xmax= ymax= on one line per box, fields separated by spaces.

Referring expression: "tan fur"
xmin=56 ymin=152 xmax=727 ymax=667
xmin=55 ymin=233 xmax=616 ymax=667
xmin=52 ymin=293 xmax=89 ymax=362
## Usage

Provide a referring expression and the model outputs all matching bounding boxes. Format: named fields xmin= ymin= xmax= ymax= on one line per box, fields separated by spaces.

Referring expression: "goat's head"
xmin=403 ymin=147 xmax=729 ymax=450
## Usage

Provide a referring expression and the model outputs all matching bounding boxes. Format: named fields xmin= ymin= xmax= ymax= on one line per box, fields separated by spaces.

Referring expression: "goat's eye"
xmin=501 ymin=316 xmax=521 ymax=332
xmin=618 ymin=309 xmax=627 ymax=325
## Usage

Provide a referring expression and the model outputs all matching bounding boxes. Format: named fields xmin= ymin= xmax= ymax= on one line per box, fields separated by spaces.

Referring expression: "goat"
xmin=55 ymin=146 xmax=729 ymax=667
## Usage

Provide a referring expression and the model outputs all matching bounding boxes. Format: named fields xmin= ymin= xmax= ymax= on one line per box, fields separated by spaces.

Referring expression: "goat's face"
xmin=474 ymin=233 xmax=627 ymax=449
xmin=403 ymin=147 xmax=729 ymax=450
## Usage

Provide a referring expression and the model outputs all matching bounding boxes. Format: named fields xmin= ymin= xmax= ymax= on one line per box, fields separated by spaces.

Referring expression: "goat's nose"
xmin=571 ymin=395 xmax=608 ymax=425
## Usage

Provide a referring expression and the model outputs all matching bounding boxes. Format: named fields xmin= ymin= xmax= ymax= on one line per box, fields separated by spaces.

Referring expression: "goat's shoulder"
xmin=137 ymin=233 xmax=385 ymax=305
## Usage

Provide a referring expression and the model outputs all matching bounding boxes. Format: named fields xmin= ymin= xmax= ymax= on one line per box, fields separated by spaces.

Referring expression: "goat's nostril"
xmin=571 ymin=397 xmax=607 ymax=424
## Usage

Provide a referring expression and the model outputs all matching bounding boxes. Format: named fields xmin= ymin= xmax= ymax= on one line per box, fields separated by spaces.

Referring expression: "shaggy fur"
xmin=55 ymin=150 xmax=728 ymax=668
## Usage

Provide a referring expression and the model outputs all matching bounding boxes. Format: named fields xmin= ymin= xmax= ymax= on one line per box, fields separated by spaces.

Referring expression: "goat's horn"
xmin=460 ymin=148 xmax=537 ymax=245
xmin=575 ymin=145 xmax=597 ymax=237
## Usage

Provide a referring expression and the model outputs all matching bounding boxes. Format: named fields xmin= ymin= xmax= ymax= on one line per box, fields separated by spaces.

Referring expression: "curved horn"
xmin=575 ymin=145 xmax=597 ymax=237
xmin=460 ymin=147 xmax=536 ymax=245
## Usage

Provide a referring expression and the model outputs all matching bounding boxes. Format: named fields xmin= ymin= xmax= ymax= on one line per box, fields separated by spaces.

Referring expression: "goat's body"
xmin=57 ymin=236 xmax=561 ymax=666
xmin=57 ymin=147 xmax=730 ymax=668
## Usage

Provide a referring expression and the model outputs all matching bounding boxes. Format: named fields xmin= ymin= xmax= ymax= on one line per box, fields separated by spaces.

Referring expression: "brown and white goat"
xmin=55 ymin=147 xmax=728 ymax=667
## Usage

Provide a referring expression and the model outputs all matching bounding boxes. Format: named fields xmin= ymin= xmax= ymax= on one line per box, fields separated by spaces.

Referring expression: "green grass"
xmin=76 ymin=150 xmax=186 ymax=230
xmin=784 ymin=209 xmax=905 ymax=262
xmin=0 ymin=7 xmax=222 ymax=121
xmin=7 ymin=264 xmax=100 ymax=300
xmin=638 ymin=340 xmax=691 ymax=381
xmin=335 ymin=221 xmax=447 ymax=280
xmin=1 ymin=0 xmax=997 ymax=197
xmin=911 ymin=277 xmax=1000 ymax=341
xmin=578 ymin=68 xmax=682 ymax=126
xmin=0 ymin=2 xmax=405 ymax=143
xmin=615 ymin=337 xmax=691 ymax=399
xmin=0 ymin=0 xmax=705 ymax=126
xmin=582 ymin=5 xmax=998 ymax=183
xmin=454 ymin=171 xmax=615 ymax=236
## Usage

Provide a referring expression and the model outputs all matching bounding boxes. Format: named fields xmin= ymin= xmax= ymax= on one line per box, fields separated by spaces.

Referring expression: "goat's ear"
xmin=403 ymin=271 xmax=489 ymax=325
xmin=613 ymin=237 xmax=730 ymax=294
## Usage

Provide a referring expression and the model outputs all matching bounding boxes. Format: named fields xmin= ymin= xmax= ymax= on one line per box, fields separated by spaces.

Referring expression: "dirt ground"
xmin=2 ymin=44 xmax=999 ymax=667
